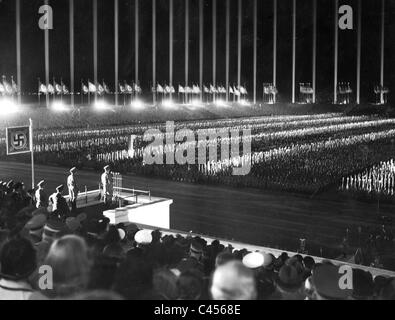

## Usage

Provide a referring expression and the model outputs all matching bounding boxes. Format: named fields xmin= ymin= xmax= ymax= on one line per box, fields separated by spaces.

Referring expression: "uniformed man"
xmin=101 ymin=165 xmax=113 ymax=206
xmin=49 ymin=185 xmax=70 ymax=220
xmin=35 ymin=180 xmax=48 ymax=209
xmin=67 ymin=167 xmax=79 ymax=212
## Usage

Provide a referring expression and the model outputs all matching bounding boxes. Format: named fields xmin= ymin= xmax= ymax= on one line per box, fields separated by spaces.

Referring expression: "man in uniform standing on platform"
xmin=49 ymin=185 xmax=70 ymax=220
xmin=67 ymin=167 xmax=79 ymax=212
xmin=35 ymin=180 xmax=48 ymax=209
xmin=101 ymin=165 xmax=113 ymax=207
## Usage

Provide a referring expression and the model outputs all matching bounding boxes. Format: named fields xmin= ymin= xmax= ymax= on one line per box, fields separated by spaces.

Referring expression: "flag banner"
xmin=88 ymin=82 xmax=97 ymax=93
xmin=98 ymin=84 xmax=105 ymax=95
xmin=2 ymin=80 xmax=13 ymax=95
xmin=39 ymin=83 xmax=47 ymax=94
xmin=82 ymin=84 xmax=89 ymax=94
xmin=61 ymin=83 xmax=69 ymax=94
xmin=47 ymin=84 xmax=55 ymax=95
xmin=55 ymin=83 xmax=63 ymax=94
xmin=157 ymin=84 xmax=164 ymax=93
xmin=240 ymin=86 xmax=248 ymax=95
xmin=126 ymin=84 xmax=133 ymax=94
xmin=178 ymin=85 xmax=185 ymax=93
xmin=103 ymin=82 xmax=110 ymax=94
xmin=6 ymin=126 xmax=31 ymax=155
xmin=11 ymin=79 xmax=18 ymax=94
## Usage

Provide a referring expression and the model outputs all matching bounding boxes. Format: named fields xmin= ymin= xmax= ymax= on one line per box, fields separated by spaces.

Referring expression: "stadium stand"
xmin=0 ymin=177 xmax=394 ymax=300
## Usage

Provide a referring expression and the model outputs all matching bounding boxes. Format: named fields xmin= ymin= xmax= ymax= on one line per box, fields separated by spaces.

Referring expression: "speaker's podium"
xmin=103 ymin=188 xmax=173 ymax=229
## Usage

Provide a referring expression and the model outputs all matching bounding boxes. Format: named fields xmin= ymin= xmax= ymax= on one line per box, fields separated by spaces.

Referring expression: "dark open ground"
xmin=1 ymin=161 xmax=394 ymax=264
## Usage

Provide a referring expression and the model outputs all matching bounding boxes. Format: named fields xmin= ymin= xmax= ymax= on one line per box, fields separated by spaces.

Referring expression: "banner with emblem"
xmin=6 ymin=125 xmax=31 ymax=155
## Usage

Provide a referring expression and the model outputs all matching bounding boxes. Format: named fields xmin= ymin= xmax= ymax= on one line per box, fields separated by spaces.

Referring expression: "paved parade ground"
xmin=1 ymin=161 xmax=394 ymax=261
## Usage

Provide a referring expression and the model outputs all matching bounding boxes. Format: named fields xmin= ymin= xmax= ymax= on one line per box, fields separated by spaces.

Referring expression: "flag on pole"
xmin=97 ymin=84 xmax=105 ymax=95
xmin=82 ymin=83 xmax=89 ymax=94
xmin=204 ymin=85 xmax=210 ymax=93
xmin=6 ymin=125 xmax=31 ymax=155
xmin=47 ymin=84 xmax=55 ymax=95
xmin=55 ymin=82 xmax=63 ymax=95
xmin=178 ymin=85 xmax=185 ymax=93
xmin=88 ymin=82 xmax=97 ymax=93
xmin=126 ymin=83 xmax=133 ymax=94
xmin=157 ymin=84 xmax=164 ymax=93
xmin=229 ymin=86 xmax=234 ymax=95
xmin=119 ymin=83 xmax=125 ymax=93
xmin=61 ymin=81 xmax=69 ymax=94
xmin=11 ymin=78 xmax=18 ymax=94
xmin=39 ymin=82 xmax=47 ymax=94
xmin=103 ymin=81 xmax=110 ymax=94
xmin=2 ymin=79 xmax=13 ymax=95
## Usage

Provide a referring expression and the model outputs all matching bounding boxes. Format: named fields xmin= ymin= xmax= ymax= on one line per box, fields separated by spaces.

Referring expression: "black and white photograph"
xmin=0 ymin=0 xmax=394 ymax=306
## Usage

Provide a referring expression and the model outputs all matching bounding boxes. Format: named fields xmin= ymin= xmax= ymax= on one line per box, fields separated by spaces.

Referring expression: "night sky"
xmin=0 ymin=0 xmax=394 ymax=103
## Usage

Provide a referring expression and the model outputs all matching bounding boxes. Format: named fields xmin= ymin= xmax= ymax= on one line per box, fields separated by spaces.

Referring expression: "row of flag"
xmin=0 ymin=76 xmax=18 ymax=95
xmin=155 ymin=84 xmax=247 ymax=96
xmin=39 ymin=80 xmax=69 ymax=95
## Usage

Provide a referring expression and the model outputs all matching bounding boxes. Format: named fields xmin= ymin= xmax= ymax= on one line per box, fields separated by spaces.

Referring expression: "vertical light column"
xmin=292 ymin=0 xmax=296 ymax=104
xmin=16 ymin=0 xmax=21 ymax=105
xmin=169 ymin=0 xmax=173 ymax=99
xmin=93 ymin=0 xmax=98 ymax=101
xmin=334 ymin=0 xmax=339 ymax=104
xmin=356 ymin=0 xmax=361 ymax=104
xmin=237 ymin=0 xmax=242 ymax=94
xmin=199 ymin=0 xmax=204 ymax=100
xmin=185 ymin=0 xmax=189 ymax=87
xmin=70 ymin=0 xmax=75 ymax=107
xmin=152 ymin=0 xmax=156 ymax=104
xmin=312 ymin=0 xmax=317 ymax=104
xmin=253 ymin=0 xmax=257 ymax=104
xmin=212 ymin=0 xmax=217 ymax=87
xmin=273 ymin=0 xmax=277 ymax=103
xmin=225 ymin=0 xmax=230 ymax=101
xmin=380 ymin=0 xmax=385 ymax=104
xmin=114 ymin=0 xmax=119 ymax=106
xmin=135 ymin=0 xmax=139 ymax=85
xmin=44 ymin=0 xmax=50 ymax=108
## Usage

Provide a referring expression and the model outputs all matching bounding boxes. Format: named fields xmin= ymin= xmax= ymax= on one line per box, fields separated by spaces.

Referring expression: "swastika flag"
xmin=6 ymin=126 xmax=31 ymax=155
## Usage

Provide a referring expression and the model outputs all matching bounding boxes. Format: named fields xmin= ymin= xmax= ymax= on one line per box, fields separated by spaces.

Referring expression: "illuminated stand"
xmin=102 ymin=174 xmax=172 ymax=229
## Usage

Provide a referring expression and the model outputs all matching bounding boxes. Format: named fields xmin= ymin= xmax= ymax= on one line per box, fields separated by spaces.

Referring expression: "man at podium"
xmin=101 ymin=165 xmax=113 ymax=206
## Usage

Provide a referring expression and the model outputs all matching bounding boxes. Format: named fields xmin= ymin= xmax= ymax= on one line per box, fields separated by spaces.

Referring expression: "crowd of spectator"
xmin=0 ymin=178 xmax=394 ymax=300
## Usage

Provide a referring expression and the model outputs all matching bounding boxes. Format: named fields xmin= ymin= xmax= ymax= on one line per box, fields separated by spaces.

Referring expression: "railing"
xmin=113 ymin=186 xmax=151 ymax=206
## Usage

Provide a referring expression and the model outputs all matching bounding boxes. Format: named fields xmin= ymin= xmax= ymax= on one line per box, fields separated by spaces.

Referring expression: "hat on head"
xmin=242 ymin=252 xmax=264 ymax=269
xmin=25 ymin=214 xmax=47 ymax=232
xmin=276 ymin=265 xmax=303 ymax=291
xmin=190 ymin=240 xmax=203 ymax=255
xmin=312 ymin=264 xmax=353 ymax=300
xmin=37 ymin=180 xmax=45 ymax=188
xmin=6 ymin=180 xmax=14 ymax=189
xmin=76 ymin=212 xmax=87 ymax=223
xmin=134 ymin=229 xmax=153 ymax=245
xmin=65 ymin=217 xmax=82 ymax=233
xmin=56 ymin=184 xmax=64 ymax=192
xmin=70 ymin=167 xmax=77 ymax=173
xmin=43 ymin=219 xmax=65 ymax=240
